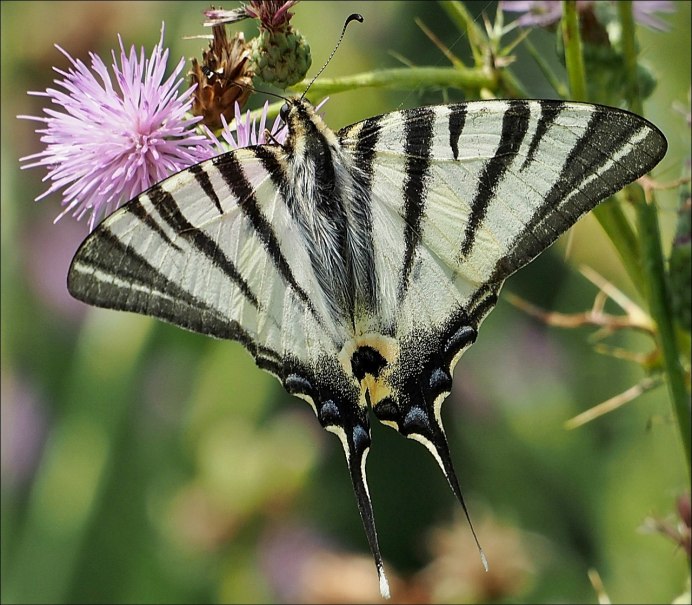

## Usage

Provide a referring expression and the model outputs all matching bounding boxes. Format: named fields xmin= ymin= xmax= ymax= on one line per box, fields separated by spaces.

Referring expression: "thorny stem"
xmin=439 ymin=0 xmax=530 ymax=97
xmin=561 ymin=0 xmax=587 ymax=101
xmin=561 ymin=1 xmax=644 ymax=299
xmin=523 ymin=36 xmax=569 ymax=98
xmin=592 ymin=200 xmax=646 ymax=299
xmin=559 ymin=1 xmax=689 ymax=465
xmin=634 ymin=186 xmax=691 ymax=467
xmin=619 ymin=1 xmax=690 ymax=467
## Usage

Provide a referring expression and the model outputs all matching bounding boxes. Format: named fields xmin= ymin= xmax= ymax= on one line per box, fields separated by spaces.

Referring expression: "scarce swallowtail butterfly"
xmin=67 ymin=90 xmax=666 ymax=596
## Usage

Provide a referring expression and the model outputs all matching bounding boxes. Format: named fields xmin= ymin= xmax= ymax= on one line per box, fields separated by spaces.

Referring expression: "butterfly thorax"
xmin=282 ymin=98 xmax=379 ymax=329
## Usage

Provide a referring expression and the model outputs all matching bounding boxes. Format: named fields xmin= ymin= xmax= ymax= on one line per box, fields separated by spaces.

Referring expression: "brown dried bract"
xmin=189 ymin=26 xmax=254 ymax=130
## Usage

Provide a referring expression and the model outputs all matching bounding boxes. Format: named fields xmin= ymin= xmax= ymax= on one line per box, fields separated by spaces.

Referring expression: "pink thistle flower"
xmin=218 ymin=100 xmax=288 ymax=150
xmin=19 ymin=25 xmax=216 ymax=230
xmin=212 ymin=97 xmax=327 ymax=151
xmin=500 ymin=1 xmax=675 ymax=31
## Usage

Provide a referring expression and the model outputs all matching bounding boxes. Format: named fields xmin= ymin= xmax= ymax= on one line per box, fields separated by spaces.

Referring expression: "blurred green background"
xmin=1 ymin=1 xmax=690 ymax=603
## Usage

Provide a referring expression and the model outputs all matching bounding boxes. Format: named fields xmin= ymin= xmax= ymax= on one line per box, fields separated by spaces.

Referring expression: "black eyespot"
xmin=351 ymin=425 xmax=370 ymax=454
xmin=402 ymin=406 xmax=430 ymax=434
xmin=429 ymin=367 xmax=452 ymax=393
xmin=284 ymin=373 xmax=314 ymax=397
xmin=279 ymin=102 xmax=290 ymax=123
xmin=373 ymin=397 xmax=399 ymax=422
xmin=444 ymin=325 xmax=476 ymax=358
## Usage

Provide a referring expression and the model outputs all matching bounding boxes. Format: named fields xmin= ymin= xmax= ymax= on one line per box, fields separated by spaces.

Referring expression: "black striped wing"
xmin=67 ymin=147 xmax=341 ymax=378
xmin=339 ymin=99 xmax=666 ymax=332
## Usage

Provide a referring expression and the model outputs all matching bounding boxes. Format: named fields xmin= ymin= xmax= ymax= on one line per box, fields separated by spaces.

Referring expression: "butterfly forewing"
xmin=68 ymin=146 xmax=341 ymax=379
xmin=340 ymin=100 xmax=666 ymax=307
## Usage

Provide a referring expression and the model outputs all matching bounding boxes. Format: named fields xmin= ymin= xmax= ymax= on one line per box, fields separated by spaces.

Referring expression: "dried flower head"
xmin=19 ymin=26 xmax=215 ymax=230
xmin=189 ymin=26 xmax=254 ymax=130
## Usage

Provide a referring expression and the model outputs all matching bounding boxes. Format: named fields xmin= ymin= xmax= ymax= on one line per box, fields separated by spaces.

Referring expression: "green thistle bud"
xmin=250 ymin=27 xmax=311 ymax=89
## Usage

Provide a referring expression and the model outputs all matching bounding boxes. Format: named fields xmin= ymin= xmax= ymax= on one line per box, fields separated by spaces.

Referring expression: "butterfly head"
xmin=277 ymin=97 xmax=336 ymax=148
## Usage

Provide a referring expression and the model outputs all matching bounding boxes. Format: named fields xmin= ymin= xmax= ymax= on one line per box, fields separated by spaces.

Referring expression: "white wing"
xmin=68 ymin=146 xmax=345 ymax=387
xmin=68 ymin=98 xmax=666 ymax=598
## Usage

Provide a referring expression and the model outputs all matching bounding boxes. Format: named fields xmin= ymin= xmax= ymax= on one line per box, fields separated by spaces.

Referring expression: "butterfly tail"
xmin=316 ymin=397 xmax=391 ymax=599
xmin=345 ymin=437 xmax=391 ymax=600
xmin=399 ymin=399 xmax=489 ymax=572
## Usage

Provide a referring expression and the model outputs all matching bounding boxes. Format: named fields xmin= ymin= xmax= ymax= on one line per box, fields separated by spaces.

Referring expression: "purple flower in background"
xmin=19 ymin=26 xmax=216 ymax=230
xmin=500 ymin=0 xmax=566 ymax=28
xmin=500 ymin=1 xmax=675 ymax=31
xmin=629 ymin=0 xmax=677 ymax=31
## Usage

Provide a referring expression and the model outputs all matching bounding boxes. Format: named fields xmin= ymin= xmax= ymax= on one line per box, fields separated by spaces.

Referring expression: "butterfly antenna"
xmin=203 ymin=72 xmax=289 ymax=104
xmin=302 ymin=13 xmax=363 ymax=99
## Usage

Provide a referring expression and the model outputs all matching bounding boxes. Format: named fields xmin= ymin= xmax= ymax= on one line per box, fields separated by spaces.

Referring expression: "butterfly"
xmin=68 ymin=95 xmax=666 ymax=598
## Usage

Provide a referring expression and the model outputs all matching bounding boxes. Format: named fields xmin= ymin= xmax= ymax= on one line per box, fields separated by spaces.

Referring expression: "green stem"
xmin=524 ymin=37 xmax=570 ymax=98
xmin=618 ymin=1 xmax=691 ymax=466
xmin=561 ymin=0 xmax=588 ymax=101
xmin=635 ymin=190 xmax=691 ymax=466
xmin=497 ymin=67 xmax=532 ymax=99
xmin=438 ymin=0 xmax=486 ymax=65
xmin=439 ymin=0 xmax=531 ymax=98
xmin=289 ymin=66 xmax=497 ymax=98
xmin=561 ymin=2 xmax=643 ymax=295
xmin=617 ymin=1 xmax=643 ymax=115
xmin=592 ymin=200 xmax=645 ymax=299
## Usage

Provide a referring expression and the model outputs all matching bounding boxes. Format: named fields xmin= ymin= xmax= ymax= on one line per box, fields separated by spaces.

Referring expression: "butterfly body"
xmin=68 ymin=97 xmax=666 ymax=598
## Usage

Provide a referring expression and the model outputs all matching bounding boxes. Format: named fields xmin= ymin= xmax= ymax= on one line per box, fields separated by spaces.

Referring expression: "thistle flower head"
xmin=219 ymin=100 xmax=288 ymax=149
xmin=204 ymin=1 xmax=300 ymax=33
xmin=212 ymin=97 xmax=328 ymax=151
xmin=19 ymin=25 xmax=215 ymax=230
xmin=189 ymin=26 xmax=254 ymax=130
xmin=243 ymin=0 xmax=299 ymax=33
